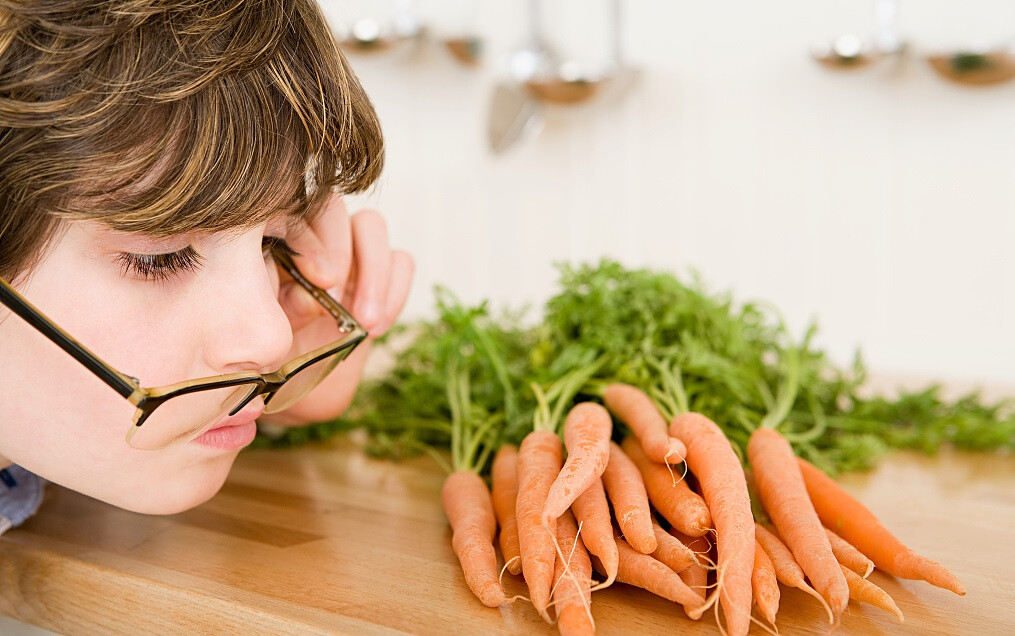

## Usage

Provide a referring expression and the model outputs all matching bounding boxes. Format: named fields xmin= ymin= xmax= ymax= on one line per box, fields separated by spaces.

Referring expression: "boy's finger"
xmin=306 ymin=192 xmax=353 ymax=291
xmin=349 ymin=210 xmax=391 ymax=330
xmin=278 ymin=281 xmax=324 ymax=332
xmin=371 ymin=250 xmax=414 ymax=338
xmin=286 ymin=222 xmax=339 ymax=289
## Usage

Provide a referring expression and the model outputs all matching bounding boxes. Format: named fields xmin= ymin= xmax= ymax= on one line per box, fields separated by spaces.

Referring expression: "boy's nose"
xmin=200 ymin=253 xmax=294 ymax=376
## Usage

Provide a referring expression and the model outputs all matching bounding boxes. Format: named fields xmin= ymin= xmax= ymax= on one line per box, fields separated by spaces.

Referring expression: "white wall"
xmin=320 ymin=1 xmax=1015 ymax=387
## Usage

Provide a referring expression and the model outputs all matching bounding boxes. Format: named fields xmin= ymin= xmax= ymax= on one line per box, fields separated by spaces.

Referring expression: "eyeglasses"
xmin=0 ymin=249 xmax=366 ymax=450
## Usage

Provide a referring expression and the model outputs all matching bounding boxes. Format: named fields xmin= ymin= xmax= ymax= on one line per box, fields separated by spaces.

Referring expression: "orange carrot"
xmin=748 ymin=428 xmax=848 ymax=623
xmin=441 ymin=471 xmax=509 ymax=607
xmin=552 ymin=510 xmax=595 ymax=636
xmin=670 ymin=412 xmax=754 ymax=636
xmin=650 ymin=520 xmax=696 ymax=574
xmin=670 ymin=529 xmax=711 ymax=616
xmin=601 ymin=441 xmax=657 ymax=554
xmin=543 ymin=402 xmax=612 ymax=528
xmin=604 ymin=383 xmax=686 ymax=463
xmin=601 ymin=537 xmax=707 ymax=618
xmin=570 ymin=477 xmax=619 ymax=587
xmin=825 ymin=526 xmax=874 ymax=578
xmin=752 ymin=538 xmax=780 ymax=627
xmin=670 ymin=527 xmax=714 ymax=560
xmin=621 ymin=436 xmax=711 ymax=537
xmin=755 ymin=523 xmax=832 ymax=623
xmin=841 ymin=564 xmax=905 ymax=622
xmin=798 ymin=457 xmax=965 ymax=595
xmin=516 ymin=430 xmax=564 ymax=622
xmin=491 ymin=444 xmax=522 ymax=575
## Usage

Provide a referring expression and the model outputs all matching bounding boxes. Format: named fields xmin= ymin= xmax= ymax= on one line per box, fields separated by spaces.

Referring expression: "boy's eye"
xmin=261 ymin=236 xmax=299 ymax=260
xmin=116 ymin=246 xmax=203 ymax=282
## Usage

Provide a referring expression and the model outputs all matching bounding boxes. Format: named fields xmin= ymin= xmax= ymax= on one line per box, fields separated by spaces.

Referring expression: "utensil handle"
xmin=529 ymin=0 xmax=544 ymax=49
xmin=611 ymin=0 xmax=623 ymax=67
xmin=874 ymin=0 xmax=900 ymax=53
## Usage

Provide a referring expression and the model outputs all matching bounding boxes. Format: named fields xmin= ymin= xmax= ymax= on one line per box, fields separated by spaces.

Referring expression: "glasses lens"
xmin=127 ymin=384 xmax=253 ymax=450
xmin=265 ymin=349 xmax=350 ymax=414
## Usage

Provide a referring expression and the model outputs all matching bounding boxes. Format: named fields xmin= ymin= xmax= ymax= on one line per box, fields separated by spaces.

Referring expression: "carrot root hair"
xmin=499 ymin=556 xmax=520 ymax=585
xmin=689 ymin=558 xmax=726 ymax=622
xmin=546 ymin=518 xmax=595 ymax=631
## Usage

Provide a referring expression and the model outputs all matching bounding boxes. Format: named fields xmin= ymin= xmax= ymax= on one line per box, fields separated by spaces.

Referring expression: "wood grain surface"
xmin=2 ymin=436 xmax=1013 ymax=635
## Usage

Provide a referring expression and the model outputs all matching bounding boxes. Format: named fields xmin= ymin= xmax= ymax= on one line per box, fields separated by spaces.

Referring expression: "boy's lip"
xmin=206 ymin=398 xmax=265 ymax=431
xmin=190 ymin=397 xmax=264 ymax=450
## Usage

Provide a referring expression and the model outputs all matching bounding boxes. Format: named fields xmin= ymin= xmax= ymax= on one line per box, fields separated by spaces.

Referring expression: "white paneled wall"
xmin=320 ymin=1 xmax=1015 ymax=386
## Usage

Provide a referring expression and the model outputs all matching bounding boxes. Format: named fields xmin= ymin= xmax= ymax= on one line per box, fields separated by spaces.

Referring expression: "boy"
xmin=0 ymin=0 xmax=412 ymax=526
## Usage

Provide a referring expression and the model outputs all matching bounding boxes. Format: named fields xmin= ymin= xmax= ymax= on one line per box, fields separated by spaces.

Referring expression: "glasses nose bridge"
xmin=227 ymin=371 xmax=290 ymax=417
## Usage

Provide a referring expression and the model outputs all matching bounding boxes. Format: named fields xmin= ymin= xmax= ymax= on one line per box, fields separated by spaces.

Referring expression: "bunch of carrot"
xmin=441 ymin=381 xmax=965 ymax=635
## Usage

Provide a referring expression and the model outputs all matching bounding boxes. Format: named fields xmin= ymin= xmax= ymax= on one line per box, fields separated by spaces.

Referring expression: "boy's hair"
xmin=0 ymin=0 xmax=384 ymax=280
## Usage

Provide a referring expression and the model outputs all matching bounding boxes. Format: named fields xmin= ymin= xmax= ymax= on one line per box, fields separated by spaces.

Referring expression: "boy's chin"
xmin=98 ymin=458 xmax=235 ymax=515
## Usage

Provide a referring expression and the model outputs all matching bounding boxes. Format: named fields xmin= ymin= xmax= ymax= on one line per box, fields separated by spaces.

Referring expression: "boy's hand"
xmin=263 ymin=193 xmax=414 ymax=427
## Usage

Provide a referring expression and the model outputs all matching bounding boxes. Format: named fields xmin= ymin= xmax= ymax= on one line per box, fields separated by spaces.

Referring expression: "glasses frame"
xmin=0 ymin=248 xmax=367 ymax=447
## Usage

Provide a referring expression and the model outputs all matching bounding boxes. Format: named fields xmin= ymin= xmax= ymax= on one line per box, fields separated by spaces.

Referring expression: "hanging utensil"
xmin=524 ymin=0 xmax=636 ymax=105
xmin=336 ymin=0 xmax=421 ymax=55
xmin=926 ymin=43 xmax=1015 ymax=87
xmin=487 ymin=83 xmax=543 ymax=152
xmin=486 ymin=0 xmax=551 ymax=153
xmin=812 ymin=0 xmax=903 ymax=70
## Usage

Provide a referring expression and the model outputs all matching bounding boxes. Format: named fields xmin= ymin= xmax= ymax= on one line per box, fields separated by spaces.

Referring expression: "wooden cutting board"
xmin=1 ymin=436 xmax=1013 ymax=634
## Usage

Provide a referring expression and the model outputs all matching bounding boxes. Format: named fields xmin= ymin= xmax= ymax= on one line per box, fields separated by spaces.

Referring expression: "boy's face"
xmin=0 ymin=219 xmax=295 ymax=514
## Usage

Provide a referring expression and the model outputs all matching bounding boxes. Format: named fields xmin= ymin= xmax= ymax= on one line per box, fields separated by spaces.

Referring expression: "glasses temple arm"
xmin=0 ymin=278 xmax=138 ymax=399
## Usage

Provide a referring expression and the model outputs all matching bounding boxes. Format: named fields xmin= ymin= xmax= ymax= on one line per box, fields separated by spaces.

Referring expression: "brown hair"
xmin=0 ymin=0 xmax=384 ymax=281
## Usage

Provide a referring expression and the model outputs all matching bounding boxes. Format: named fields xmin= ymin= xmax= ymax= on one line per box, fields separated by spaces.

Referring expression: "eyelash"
xmin=117 ymin=237 xmax=298 ymax=282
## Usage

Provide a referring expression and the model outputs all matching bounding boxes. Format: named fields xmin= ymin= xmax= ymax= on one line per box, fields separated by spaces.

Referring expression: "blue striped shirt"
xmin=0 ymin=465 xmax=45 ymax=535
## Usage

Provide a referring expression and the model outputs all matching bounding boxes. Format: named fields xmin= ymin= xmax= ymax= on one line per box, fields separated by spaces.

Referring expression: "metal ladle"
xmin=523 ymin=0 xmax=632 ymax=105
xmin=441 ymin=36 xmax=483 ymax=66
xmin=812 ymin=0 xmax=903 ymax=69
xmin=926 ymin=43 xmax=1015 ymax=86
xmin=335 ymin=1 xmax=421 ymax=54
xmin=486 ymin=0 xmax=553 ymax=152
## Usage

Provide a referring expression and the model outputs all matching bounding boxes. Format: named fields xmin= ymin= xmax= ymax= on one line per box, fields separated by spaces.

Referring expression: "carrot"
xmin=670 ymin=529 xmax=712 ymax=616
xmin=755 ymin=523 xmax=832 ymax=623
xmin=441 ymin=471 xmax=509 ymax=607
xmin=752 ymin=538 xmax=780 ymax=627
xmin=670 ymin=527 xmax=714 ymax=560
xmin=840 ymin=564 xmax=905 ymax=622
xmin=825 ymin=526 xmax=874 ymax=578
xmin=601 ymin=441 xmax=657 ymax=554
xmin=543 ymin=402 xmax=612 ymax=528
xmin=604 ymin=383 xmax=687 ymax=464
xmin=570 ymin=477 xmax=619 ymax=587
xmin=516 ymin=429 xmax=564 ymax=622
xmin=670 ymin=412 xmax=754 ymax=636
xmin=797 ymin=457 xmax=965 ymax=595
xmin=748 ymin=428 xmax=848 ymax=624
xmin=491 ymin=444 xmax=522 ymax=575
xmin=552 ymin=510 xmax=595 ymax=636
xmin=650 ymin=520 xmax=696 ymax=574
xmin=621 ymin=436 xmax=711 ymax=537
xmin=600 ymin=537 xmax=707 ymax=618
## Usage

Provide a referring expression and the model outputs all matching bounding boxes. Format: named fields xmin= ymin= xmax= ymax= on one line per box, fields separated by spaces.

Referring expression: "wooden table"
xmin=2 ymin=436 xmax=1013 ymax=635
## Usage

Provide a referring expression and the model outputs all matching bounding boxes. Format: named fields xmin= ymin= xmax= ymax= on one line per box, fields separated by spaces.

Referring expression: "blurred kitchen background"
xmin=317 ymin=0 xmax=1015 ymax=388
